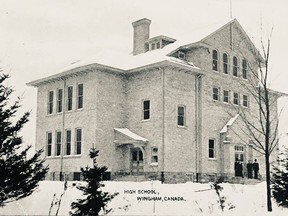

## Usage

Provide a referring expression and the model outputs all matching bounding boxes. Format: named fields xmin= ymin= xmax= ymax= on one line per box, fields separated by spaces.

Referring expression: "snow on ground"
xmin=0 ymin=180 xmax=287 ymax=216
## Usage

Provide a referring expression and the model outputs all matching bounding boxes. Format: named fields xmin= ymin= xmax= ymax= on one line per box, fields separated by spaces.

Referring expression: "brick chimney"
xmin=132 ymin=18 xmax=151 ymax=55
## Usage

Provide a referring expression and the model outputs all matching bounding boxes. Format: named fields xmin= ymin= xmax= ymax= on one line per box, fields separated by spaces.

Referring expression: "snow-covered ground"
xmin=0 ymin=180 xmax=287 ymax=215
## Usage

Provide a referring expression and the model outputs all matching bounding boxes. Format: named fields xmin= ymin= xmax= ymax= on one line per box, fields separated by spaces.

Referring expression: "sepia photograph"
xmin=1 ymin=0 xmax=288 ymax=215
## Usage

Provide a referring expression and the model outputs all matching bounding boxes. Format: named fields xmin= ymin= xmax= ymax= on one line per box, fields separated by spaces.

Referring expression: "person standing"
xmin=253 ymin=159 xmax=259 ymax=179
xmin=247 ymin=160 xmax=253 ymax=179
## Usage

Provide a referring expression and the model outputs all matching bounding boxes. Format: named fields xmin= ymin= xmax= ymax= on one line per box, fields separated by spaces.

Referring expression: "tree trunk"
xmin=266 ymin=150 xmax=272 ymax=211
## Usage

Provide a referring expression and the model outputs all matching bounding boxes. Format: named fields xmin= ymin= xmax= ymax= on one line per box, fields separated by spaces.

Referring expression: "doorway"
xmin=131 ymin=148 xmax=144 ymax=175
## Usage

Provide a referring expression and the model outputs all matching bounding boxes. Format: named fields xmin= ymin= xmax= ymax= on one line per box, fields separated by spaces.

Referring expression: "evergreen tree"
xmin=272 ymin=148 xmax=288 ymax=208
xmin=0 ymin=73 xmax=48 ymax=207
xmin=71 ymin=147 xmax=118 ymax=216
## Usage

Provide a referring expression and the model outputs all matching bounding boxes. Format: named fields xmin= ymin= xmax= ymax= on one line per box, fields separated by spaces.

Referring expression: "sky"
xmin=0 ymin=0 xmax=288 ymax=147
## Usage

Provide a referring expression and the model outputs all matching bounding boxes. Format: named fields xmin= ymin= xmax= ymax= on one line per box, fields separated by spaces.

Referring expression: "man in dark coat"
xmin=253 ymin=159 xmax=259 ymax=179
xmin=247 ymin=160 xmax=253 ymax=179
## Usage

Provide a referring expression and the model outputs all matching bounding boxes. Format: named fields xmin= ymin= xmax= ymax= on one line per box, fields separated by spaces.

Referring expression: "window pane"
xmin=48 ymin=91 xmax=53 ymax=114
xmin=209 ymin=139 xmax=215 ymax=158
xmin=212 ymin=50 xmax=218 ymax=71
xmin=66 ymin=130 xmax=71 ymax=155
xmin=143 ymin=100 xmax=150 ymax=120
xmin=47 ymin=132 xmax=52 ymax=156
xmin=233 ymin=56 xmax=238 ymax=77
xmin=56 ymin=131 xmax=61 ymax=156
xmin=67 ymin=86 xmax=73 ymax=111
xmin=139 ymin=151 xmax=143 ymax=161
xmin=77 ymin=84 xmax=83 ymax=109
xmin=76 ymin=129 xmax=82 ymax=155
xmin=223 ymin=90 xmax=229 ymax=103
xmin=223 ymin=53 xmax=228 ymax=74
xmin=213 ymin=88 xmax=219 ymax=100
xmin=57 ymin=89 xmax=63 ymax=113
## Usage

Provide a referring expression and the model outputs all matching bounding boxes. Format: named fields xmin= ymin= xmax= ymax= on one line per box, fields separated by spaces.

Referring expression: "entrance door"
xmin=131 ymin=148 xmax=144 ymax=175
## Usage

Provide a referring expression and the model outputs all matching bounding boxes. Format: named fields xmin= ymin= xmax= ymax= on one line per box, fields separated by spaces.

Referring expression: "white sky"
xmin=0 ymin=0 xmax=288 ymax=147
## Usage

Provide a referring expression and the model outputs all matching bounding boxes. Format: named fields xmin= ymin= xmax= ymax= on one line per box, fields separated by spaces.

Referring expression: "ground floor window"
xmin=75 ymin=128 xmax=82 ymax=155
xmin=151 ymin=147 xmax=158 ymax=163
xmin=47 ymin=132 xmax=52 ymax=156
xmin=56 ymin=131 xmax=61 ymax=156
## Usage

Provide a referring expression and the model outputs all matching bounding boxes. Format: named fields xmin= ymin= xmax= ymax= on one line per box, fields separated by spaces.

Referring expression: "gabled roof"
xmin=168 ymin=19 xmax=264 ymax=62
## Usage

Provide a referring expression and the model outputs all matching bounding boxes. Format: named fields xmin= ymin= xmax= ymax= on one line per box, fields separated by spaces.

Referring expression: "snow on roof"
xmin=114 ymin=128 xmax=148 ymax=142
xmin=28 ymin=18 xmax=235 ymax=85
xmin=220 ymin=114 xmax=240 ymax=134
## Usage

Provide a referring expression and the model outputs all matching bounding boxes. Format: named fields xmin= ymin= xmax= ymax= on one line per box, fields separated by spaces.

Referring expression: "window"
xmin=235 ymin=145 xmax=244 ymax=162
xmin=57 ymin=89 xmax=63 ymax=113
xmin=77 ymin=84 xmax=83 ymax=109
xmin=156 ymin=42 xmax=161 ymax=49
xmin=178 ymin=51 xmax=186 ymax=60
xmin=209 ymin=139 xmax=215 ymax=159
xmin=143 ymin=100 xmax=150 ymax=120
xmin=212 ymin=50 xmax=218 ymax=71
xmin=233 ymin=92 xmax=239 ymax=105
xmin=233 ymin=56 xmax=238 ymax=77
xmin=213 ymin=87 xmax=219 ymax=101
xmin=151 ymin=43 xmax=155 ymax=50
xmin=223 ymin=90 xmax=229 ymax=103
xmin=67 ymin=86 xmax=73 ymax=111
xmin=242 ymin=59 xmax=248 ymax=79
xmin=56 ymin=131 xmax=61 ymax=156
xmin=178 ymin=106 xmax=185 ymax=126
xmin=243 ymin=95 xmax=248 ymax=107
xmin=75 ymin=128 xmax=82 ymax=155
xmin=47 ymin=132 xmax=52 ymax=156
xmin=223 ymin=53 xmax=229 ymax=74
xmin=48 ymin=91 xmax=54 ymax=114
xmin=66 ymin=130 xmax=71 ymax=155
xmin=151 ymin=147 xmax=158 ymax=163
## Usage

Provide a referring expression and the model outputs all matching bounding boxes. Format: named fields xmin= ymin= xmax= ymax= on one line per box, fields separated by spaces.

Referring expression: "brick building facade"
xmin=28 ymin=18 xmax=282 ymax=183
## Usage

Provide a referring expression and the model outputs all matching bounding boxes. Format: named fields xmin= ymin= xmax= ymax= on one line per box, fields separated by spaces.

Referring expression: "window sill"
xmin=177 ymin=125 xmax=187 ymax=129
xmin=46 ymin=155 xmax=82 ymax=159
xmin=142 ymin=119 xmax=150 ymax=122
xmin=150 ymin=162 xmax=158 ymax=167
xmin=208 ymin=158 xmax=217 ymax=161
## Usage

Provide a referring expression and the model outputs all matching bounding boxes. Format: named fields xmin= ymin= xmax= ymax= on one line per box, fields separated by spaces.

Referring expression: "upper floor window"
xmin=212 ymin=50 xmax=218 ymax=71
xmin=243 ymin=95 xmax=249 ymax=107
xmin=57 ymin=89 xmax=63 ymax=113
xmin=143 ymin=100 xmax=150 ymax=120
xmin=223 ymin=53 xmax=229 ymax=74
xmin=151 ymin=43 xmax=156 ymax=50
xmin=242 ymin=59 xmax=248 ymax=79
xmin=233 ymin=56 xmax=238 ymax=77
xmin=77 ymin=84 xmax=84 ymax=109
xmin=177 ymin=106 xmax=185 ymax=127
xmin=46 ymin=132 xmax=52 ymax=156
xmin=75 ymin=128 xmax=82 ymax=155
xmin=223 ymin=90 xmax=229 ymax=103
xmin=213 ymin=87 xmax=219 ymax=101
xmin=178 ymin=51 xmax=186 ymax=60
xmin=67 ymin=86 xmax=73 ymax=111
xmin=156 ymin=42 xmax=161 ymax=49
xmin=233 ymin=92 xmax=239 ymax=105
xmin=48 ymin=91 xmax=54 ymax=114
xmin=56 ymin=131 xmax=62 ymax=156
xmin=209 ymin=139 xmax=215 ymax=159
xmin=65 ymin=129 xmax=71 ymax=156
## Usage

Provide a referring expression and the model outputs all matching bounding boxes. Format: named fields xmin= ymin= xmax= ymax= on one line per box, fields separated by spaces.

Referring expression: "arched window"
xmin=223 ymin=53 xmax=228 ymax=74
xmin=212 ymin=50 xmax=218 ymax=71
xmin=233 ymin=56 xmax=238 ymax=77
xmin=242 ymin=59 xmax=248 ymax=79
